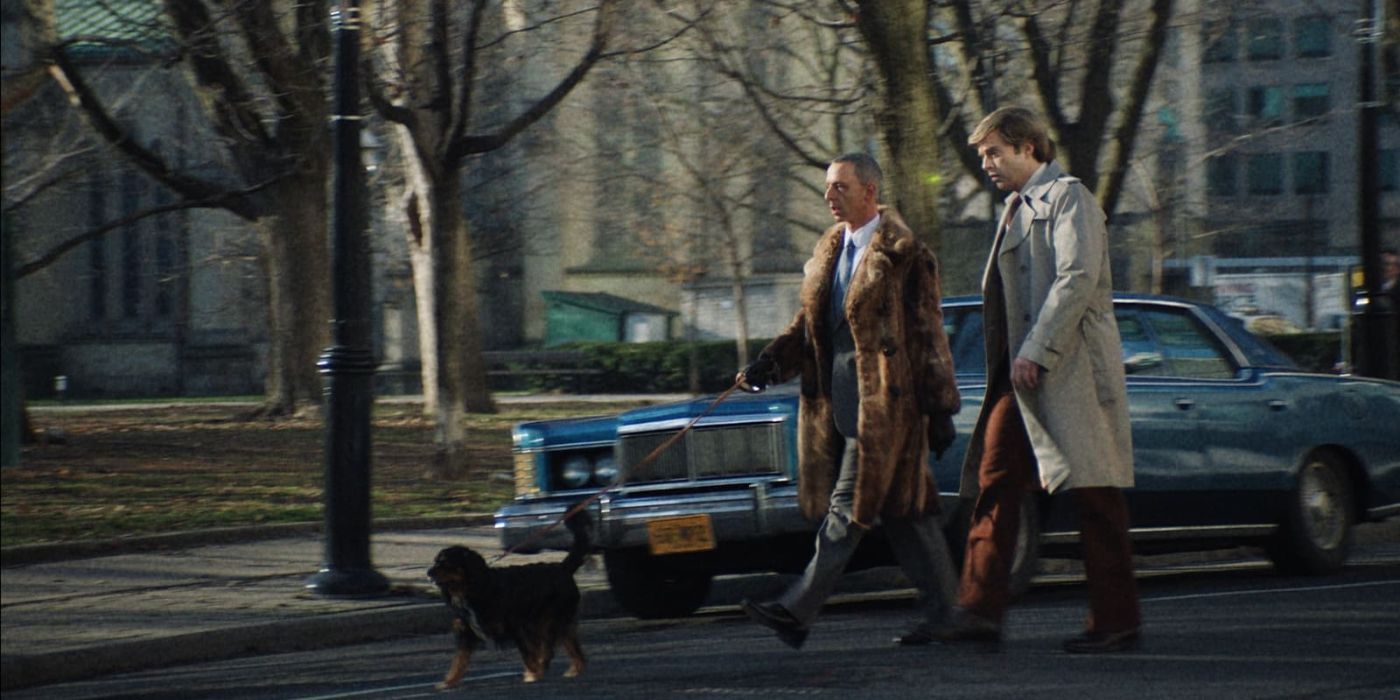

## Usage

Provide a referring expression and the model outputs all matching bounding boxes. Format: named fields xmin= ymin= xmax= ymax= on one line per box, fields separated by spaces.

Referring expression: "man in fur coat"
xmin=735 ymin=153 xmax=962 ymax=649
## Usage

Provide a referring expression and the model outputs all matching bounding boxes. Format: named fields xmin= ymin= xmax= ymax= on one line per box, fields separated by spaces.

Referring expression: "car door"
xmin=1130 ymin=304 xmax=1284 ymax=528
xmin=1116 ymin=304 xmax=1213 ymax=529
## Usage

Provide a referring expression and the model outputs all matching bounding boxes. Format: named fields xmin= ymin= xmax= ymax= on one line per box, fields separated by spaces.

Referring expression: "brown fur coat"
xmin=762 ymin=207 xmax=960 ymax=525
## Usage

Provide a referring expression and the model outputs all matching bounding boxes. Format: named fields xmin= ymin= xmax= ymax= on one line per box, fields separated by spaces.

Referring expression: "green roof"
xmin=542 ymin=291 xmax=676 ymax=317
xmin=56 ymin=0 xmax=175 ymax=61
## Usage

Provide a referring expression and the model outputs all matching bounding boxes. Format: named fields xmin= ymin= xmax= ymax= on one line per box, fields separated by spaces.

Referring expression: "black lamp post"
xmin=306 ymin=0 xmax=389 ymax=596
xmin=1354 ymin=0 xmax=1399 ymax=379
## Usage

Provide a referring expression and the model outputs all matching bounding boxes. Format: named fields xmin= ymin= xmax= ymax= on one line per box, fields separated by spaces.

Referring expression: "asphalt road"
xmin=12 ymin=549 xmax=1399 ymax=700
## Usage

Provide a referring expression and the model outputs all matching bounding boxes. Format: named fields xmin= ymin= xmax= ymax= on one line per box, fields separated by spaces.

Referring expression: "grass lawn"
xmin=2 ymin=399 xmax=655 ymax=547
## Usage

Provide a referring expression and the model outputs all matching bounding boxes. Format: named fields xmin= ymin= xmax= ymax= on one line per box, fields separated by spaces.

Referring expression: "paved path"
xmin=0 ymin=523 xmax=606 ymax=691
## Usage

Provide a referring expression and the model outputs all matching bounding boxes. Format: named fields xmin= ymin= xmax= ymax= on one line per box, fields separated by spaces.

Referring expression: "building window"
xmin=1295 ymin=16 xmax=1331 ymax=58
xmin=88 ymin=174 xmax=106 ymax=320
xmin=1293 ymin=83 xmax=1330 ymax=119
xmin=1247 ymin=153 xmax=1283 ymax=195
xmin=1202 ymin=20 xmax=1236 ymax=63
xmin=1247 ymin=17 xmax=1284 ymax=60
xmin=1205 ymin=88 xmax=1237 ymax=133
xmin=121 ymin=170 xmax=141 ymax=319
xmin=1247 ymin=86 xmax=1283 ymax=125
xmin=1382 ymin=149 xmax=1399 ymax=192
xmin=1293 ymin=151 xmax=1329 ymax=194
xmin=1207 ymin=154 xmax=1238 ymax=196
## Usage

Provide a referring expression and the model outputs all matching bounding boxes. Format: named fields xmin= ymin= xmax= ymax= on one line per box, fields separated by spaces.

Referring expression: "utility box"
xmin=542 ymin=291 xmax=676 ymax=347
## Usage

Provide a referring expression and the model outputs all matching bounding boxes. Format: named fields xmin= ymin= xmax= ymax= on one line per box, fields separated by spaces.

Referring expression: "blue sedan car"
xmin=498 ymin=295 xmax=1400 ymax=618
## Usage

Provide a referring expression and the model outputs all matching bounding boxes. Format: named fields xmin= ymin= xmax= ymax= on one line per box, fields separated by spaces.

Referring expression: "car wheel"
xmin=603 ymin=548 xmax=713 ymax=619
xmin=1007 ymin=495 xmax=1041 ymax=600
xmin=1267 ymin=450 xmax=1355 ymax=575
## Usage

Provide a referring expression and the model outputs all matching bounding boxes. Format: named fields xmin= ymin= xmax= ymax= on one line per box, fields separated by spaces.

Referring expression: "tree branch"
xmin=448 ymin=0 xmax=615 ymax=163
xmin=1097 ymin=0 xmax=1173 ymax=218
xmin=16 ymin=178 xmax=279 ymax=278
xmin=45 ymin=57 xmax=261 ymax=220
xmin=161 ymin=0 xmax=273 ymax=147
xmin=1075 ymin=0 xmax=1124 ymax=144
xmin=228 ymin=0 xmax=325 ymax=128
xmin=1020 ymin=12 xmax=1065 ymax=132
xmin=447 ymin=0 xmax=488 ymax=154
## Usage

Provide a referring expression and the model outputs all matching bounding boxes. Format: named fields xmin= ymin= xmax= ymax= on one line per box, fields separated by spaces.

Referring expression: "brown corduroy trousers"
xmin=958 ymin=381 xmax=1141 ymax=633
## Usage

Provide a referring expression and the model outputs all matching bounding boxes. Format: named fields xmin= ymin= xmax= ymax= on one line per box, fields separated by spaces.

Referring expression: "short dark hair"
xmin=968 ymin=107 xmax=1056 ymax=163
xmin=831 ymin=152 xmax=883 ymax=188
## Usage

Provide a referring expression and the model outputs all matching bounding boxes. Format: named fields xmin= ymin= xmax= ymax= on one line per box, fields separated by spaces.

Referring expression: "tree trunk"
xmin=856 ymin=0 xmax=945 ymax=250
xmin=724 ymin=229 xmax=750 ymax=369
xmin=259 ymin=173 xmax=331 ymax=417
xmin=401 ymin=153 xmax=495 ymax=480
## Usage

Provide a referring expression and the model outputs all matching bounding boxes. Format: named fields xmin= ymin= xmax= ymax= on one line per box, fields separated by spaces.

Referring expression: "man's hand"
xmin=1011 ymin=356 xmax=1043 ymax=392
xmin=929 ymin=413 xmax=956 ymax=459
xmin=737 ymin=356 xmax=778 ymax=393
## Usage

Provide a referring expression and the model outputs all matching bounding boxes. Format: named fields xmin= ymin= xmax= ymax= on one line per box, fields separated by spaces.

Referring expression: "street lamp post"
xmin=306 ymin=0 xmax=388 ymax=596
xmin=1354 ymin=0 xmax=1399 ymax=379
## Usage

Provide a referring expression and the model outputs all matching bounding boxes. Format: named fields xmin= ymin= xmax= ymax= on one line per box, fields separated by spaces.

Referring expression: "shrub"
xmin=528 ymin=339 xmax=773 ymax=394
xmin=1265 ymin=332 xmax=1342 ymax=373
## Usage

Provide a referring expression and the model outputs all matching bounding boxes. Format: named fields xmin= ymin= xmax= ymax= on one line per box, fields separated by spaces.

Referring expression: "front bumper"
xmin=495 ymin=480 xmax=809 ymax=552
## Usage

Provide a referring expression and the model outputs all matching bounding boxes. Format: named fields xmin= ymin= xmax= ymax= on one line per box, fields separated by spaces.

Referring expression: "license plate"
xmin=645 ymin=514 xmax=716 ymax=555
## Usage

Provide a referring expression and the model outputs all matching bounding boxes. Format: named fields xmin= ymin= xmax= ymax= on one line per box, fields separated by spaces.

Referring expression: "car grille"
xmin=617 ymin=422 xmax=785 ymax=483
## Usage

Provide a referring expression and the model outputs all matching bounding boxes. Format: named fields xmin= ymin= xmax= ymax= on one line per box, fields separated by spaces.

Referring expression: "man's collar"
xmin=844 ymin=212 xmax=880 ymax=248
xmin=1013 ymin=161 xmax=1062 ymax=200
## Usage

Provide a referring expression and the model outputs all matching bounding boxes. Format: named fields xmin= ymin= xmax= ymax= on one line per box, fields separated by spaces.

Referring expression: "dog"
xmin=427 ymin=509 xmax=591 ymax=688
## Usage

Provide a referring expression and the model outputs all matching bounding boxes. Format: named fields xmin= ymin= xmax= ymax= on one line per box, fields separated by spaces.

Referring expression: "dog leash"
xmin=491 ymin=379 xmax=746 ymax=563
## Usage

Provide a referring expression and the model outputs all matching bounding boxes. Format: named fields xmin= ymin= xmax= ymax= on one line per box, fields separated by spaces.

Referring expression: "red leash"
xmin=491 ymin=380 xmax=746 ymax=562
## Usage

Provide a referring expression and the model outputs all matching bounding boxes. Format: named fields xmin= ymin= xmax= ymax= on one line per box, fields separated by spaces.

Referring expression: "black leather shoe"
xmin=1062 ymin=628 xmax=1140 ymax=653
xmin=740 ymin=598 xmax=809 ymax=650
xmin=934 ymin=608 xmax=1002 ymax=651
xmin=893 ymin=622 xmax=937 ymax=646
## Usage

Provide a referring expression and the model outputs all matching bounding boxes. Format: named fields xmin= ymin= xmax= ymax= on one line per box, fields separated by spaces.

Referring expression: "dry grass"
xmin=2 ymin=400 xmax=651 ymax=547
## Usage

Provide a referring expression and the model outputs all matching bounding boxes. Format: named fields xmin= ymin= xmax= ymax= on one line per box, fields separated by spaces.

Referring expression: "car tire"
xmin=1267 ymin=450 xmax=1355 ymax=575
xmin=603 ymin=548 xmax=713 ymax=619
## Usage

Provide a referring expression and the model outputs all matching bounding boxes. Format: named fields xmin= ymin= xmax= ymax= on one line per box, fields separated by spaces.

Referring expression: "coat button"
xmin=1023 ymin=314 xmax=1031 ymax=322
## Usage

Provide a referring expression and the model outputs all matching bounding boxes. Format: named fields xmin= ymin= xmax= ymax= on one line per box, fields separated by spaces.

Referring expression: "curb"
xmin=1 ymin=514 xmax=497 ymax=567
xmin=0 ymin=600 xmax=448 ymax=691
xmin=0 ymin=580 xmax=626 ymax=691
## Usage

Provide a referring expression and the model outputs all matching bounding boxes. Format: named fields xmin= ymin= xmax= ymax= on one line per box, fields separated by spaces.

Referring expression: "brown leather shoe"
xmin=740 ymin=599 xmax=809 ymax=650
xmin=1062 ymin=628 xmax=1140 ymax=653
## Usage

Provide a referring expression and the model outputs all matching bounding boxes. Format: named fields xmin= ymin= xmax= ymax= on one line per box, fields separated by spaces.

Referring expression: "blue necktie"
xmin=831 ymin=238 xmax=857 ymax=322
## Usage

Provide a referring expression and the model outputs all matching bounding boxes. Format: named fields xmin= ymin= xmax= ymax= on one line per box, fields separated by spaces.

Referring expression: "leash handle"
xmin=491 ymin=380 xmax=745 ymax=563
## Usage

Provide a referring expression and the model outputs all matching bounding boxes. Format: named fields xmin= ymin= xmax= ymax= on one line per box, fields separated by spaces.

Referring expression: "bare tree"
xmin=365 ymin=1 xmax=620 ymax=478
xmin=46 ymin=0 xmax=339 ymax=417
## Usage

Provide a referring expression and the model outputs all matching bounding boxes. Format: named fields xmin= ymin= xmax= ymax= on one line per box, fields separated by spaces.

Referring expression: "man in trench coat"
xmin=943 ymin=107 xmax=1141 ymax=653
xmin=734 ymin=153 xmax=962 ymax=649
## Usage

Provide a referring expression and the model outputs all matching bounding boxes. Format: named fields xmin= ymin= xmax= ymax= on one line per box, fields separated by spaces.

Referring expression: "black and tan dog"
xmin=427 ymin=509 xmax=591 ymax=688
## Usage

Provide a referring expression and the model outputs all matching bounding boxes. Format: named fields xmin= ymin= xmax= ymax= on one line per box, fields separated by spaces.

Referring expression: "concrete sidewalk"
xmin=0 ymin=518 xmax=917 ymax=692
xmin=0 ymin=521 xmax=622 ymax=691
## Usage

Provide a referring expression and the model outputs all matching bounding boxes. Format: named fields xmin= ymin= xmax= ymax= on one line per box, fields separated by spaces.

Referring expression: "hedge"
xmin=512 ymin=339 xmax=774 ymax=394
xmin=1265 ymin=332 xmax=1343 ymax=373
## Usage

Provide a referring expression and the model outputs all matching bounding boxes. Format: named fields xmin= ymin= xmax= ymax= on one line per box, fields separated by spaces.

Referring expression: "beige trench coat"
xmin=959 ymin=161 xmax=1134 ymax=496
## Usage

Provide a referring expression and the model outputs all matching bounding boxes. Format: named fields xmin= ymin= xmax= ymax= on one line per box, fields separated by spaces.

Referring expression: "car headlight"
xmin=593 ymin=454 xmax=619 ymax=485
xmin=559 ymin=454 xmax=593 ymax=489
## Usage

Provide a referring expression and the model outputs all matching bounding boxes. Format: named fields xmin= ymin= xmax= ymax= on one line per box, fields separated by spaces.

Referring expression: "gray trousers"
xmin=778 ymin=438 xmax=958 ymax=626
